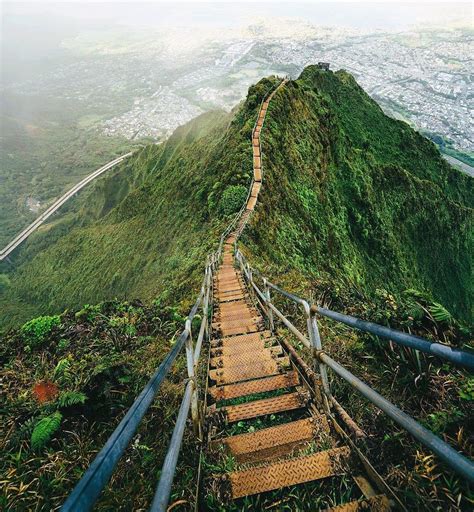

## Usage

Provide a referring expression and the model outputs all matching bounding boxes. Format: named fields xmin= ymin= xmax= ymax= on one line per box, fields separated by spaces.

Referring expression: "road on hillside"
xmin=0 ymin=152 xmax=133 ymax=262
xmin=443 ymin=154 xmax=474 ymax=178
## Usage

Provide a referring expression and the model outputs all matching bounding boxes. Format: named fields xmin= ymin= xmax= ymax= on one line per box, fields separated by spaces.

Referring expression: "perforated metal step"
xmin=221 ymin=390 xmax=306 ymax=423
xmin=210 ymin=341 xmax=279 ymax=358
xmin=326 ymin=495 xmax=391 ymax=512
xmin=218 ymin=291 xmax=246 ymax=303
xmin=216 ymin=278 xmax=242 ymax=288
xmin=217 ymin=303 xmax=254 ymax=315
xmin=213 ymin=417 xmax=316 ymax=463
xmin=251 ymin=182 xmax=261 ymax=197
xmin=213 ymin=319 xmax=262 ymax=337
xmin=208 ymin=370 xmax=299 ymax=401
xmin=209 ymin=357 xmax=289 ymax=385
xmin=229 ymin=447 xmax=351 ymax=499
xmin=210 ymin=347 xmax=280 ymax=369
xmin=247 ymin=196 xmax=257 ymax=210
xmin=210 ymin=331 xmax=272 ymax=349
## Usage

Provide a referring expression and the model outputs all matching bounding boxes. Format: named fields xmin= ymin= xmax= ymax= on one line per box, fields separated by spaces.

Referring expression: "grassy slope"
xmin=238 ymin=67 xmax=473 ymax=509
xmin=243 ymin=66 xmax=473 ymax=324
xmin=1 ymin=69 xmax=473 ymax=511
xmin=1 ymin=78 xmax=281 ymax=510
xmin=0 ymin=76 xmax=280 ymax=329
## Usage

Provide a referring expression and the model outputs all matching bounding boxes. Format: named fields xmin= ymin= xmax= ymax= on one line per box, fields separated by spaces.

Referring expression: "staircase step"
xmin=216 ymin=285 xmax=244 ymax=296
xmin=217 ymin=304 xmax=254 ymax=317
xmin=209 ymin=357 xmax=289 ymax=385
xmin=213 ymin=320 xmax=262 ymax=337
xmin=216 ymin=309 xmax=257 ymax=322
xmin=218 ymin=299 xmax=249 ymax=312
xmin=216 ymin=278 xmax=242 ymax=289
xmin=208 ymin=370 xmax=299 ymax=401
xmin=218 ymin=292 xmax=246 ymax=303
xmin=326 ymin=495 xmax=391 ymax=512
xmin=210 ymin=341 xmax=279 ymax=358
xmin=212 ymin=316 xmax=261 ymax=329
xmin=210 ymin=347 xmax=280 ymax=369
xmin=251 ymin=182 xmax=261 ymax=197
xmin=221 ymin=390 xmax=306 ymax=423
xmin=246 ymin=196 xmax=257 ymax=210
xmin=210 ymin=331 xmax=272 ymax=349
xmin=213 ymin=418 xmax=316 ymax=463
xmin=229 ymin=447 xmax=351 ymax=499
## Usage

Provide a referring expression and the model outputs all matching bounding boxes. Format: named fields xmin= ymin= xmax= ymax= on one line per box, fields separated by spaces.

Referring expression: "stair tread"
xmin=215 ymin=310 xmax=257 ymax=322
xmin=210 ymin=342 xmax=279 ymax=358
xmin=210 ymin=347 xmax=279 ymax=369
xmin=219 ymin=293 xmax=246 ymax=303
xmin=326 ymin=495 xmax=391 ymax=512
xmin=211 ymin=331 xmax=272 ymax=348
xmin=215 ymin=323 xmax=262 ymax=337
xmin=209 ymin=357 xmax=289 ymax=386
xmin=221 ymin=389 xmax=305 ymax=422
xmin=229 ymin=447 xmax=351 ymax=499
xmin=213 ymin=418 xmax=316 ymax=463
xmin=208 ymin=370 xmax=299 ymax=401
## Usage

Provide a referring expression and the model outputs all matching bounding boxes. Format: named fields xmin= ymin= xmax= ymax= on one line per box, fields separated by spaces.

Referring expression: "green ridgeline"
xmin=1 ymin=67 xmax=473 ymax=511
xmin=240 ymin=66 xmax=473 ymax=324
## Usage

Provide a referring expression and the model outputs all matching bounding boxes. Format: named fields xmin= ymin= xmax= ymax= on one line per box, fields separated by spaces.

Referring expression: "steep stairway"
xmin=203 ymin=82 xmax=393 ymax=510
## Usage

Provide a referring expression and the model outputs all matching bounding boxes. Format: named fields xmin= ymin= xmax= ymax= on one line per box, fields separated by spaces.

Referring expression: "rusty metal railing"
xmin=235 ymin=249 xmax=474 ymax=483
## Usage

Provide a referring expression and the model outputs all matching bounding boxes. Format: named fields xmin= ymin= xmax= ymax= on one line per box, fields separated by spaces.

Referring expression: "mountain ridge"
xmin=0 ymin=69 xmax=471 ymax=328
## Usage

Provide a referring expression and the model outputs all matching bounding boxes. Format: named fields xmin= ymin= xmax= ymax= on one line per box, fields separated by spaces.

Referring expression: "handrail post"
xmin=304 ymin=301 xmax=331 ymax=411
xmin=184 ymin=318 xmax=201 ymax=438
xmin=263 ymin=278 xmax=274 ymax=333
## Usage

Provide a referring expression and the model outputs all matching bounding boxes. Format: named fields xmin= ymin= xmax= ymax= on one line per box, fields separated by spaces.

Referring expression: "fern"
xmin=57 ymin=391 xmax=87 ymax=408
xmin=54 ymin=357 xmax=72 ymax=382
xmin=429 ymin=303 xmax=453 ymax=324
xmin=31 ymin=412 xmax=62 ymax=450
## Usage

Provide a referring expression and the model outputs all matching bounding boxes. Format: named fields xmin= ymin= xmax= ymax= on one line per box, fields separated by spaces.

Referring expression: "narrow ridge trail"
xmin=203 ymin=82 xmax=394 ymax=510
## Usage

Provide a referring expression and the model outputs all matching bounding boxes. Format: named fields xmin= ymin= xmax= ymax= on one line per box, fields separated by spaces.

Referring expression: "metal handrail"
xmin=319 ymin=352 xmax=474 ymax=482
xmin=236 ymin=250 xmax=474 ymax=371
xmin=61 ymin=328 xmax=190 ymax=511
xmin=235 ymin=249 xmax=474 ymax=482
xmin=150 ymin=380 xmax=194 ymax=512
xmin=62 ymin=259 xmax=213 ymax=512
xmin=315 ymin=306 xmax=474 ymax=371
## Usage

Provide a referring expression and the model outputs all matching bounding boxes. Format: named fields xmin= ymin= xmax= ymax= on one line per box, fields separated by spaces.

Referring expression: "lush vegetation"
xmin=236 ymin=67 xmax=473 ymax=510
xmin=0 ymin=76 xmax=280 ymax=328
xmin=1 ymin=68 xmax=472 ymax=511
xmin=0 ymin=92 xmax=141 ymax=247
xmin=1 ymin=300 xmax=200 ymax=510
xmin=242 ymin=66 xmax=473 ymax=324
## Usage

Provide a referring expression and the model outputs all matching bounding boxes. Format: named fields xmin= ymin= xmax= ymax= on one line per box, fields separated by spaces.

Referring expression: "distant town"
xmin=6 ymin=20 xmax=473 ymax=156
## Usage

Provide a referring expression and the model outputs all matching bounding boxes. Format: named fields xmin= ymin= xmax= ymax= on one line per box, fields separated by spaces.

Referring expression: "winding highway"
xmin=0 ymin=152 xmax=133 ymax=262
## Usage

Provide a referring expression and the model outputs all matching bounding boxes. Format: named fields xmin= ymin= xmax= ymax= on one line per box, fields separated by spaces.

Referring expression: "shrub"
xmin=21 ymin=315 xmax=61 ymax=347
xmin=218 ymin=185 xmax=248 ymax=216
